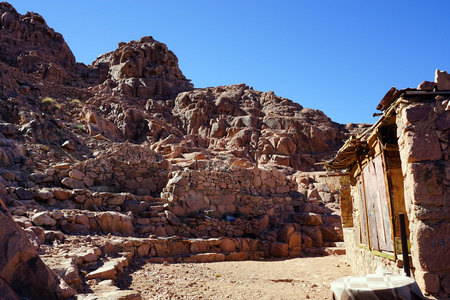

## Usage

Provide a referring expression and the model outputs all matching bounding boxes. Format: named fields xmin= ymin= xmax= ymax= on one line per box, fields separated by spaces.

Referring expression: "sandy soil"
xmin=116 ymin=255 xmax=352 ymax=300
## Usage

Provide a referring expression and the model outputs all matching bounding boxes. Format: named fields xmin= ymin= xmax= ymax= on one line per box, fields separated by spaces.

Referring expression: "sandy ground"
xmin=116 ymin=255 xmax=352 ymax=300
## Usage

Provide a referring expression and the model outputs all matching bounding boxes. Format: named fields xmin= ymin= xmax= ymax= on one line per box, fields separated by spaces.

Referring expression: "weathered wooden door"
xmin=362 ymin=155 xmax=394 ymax=252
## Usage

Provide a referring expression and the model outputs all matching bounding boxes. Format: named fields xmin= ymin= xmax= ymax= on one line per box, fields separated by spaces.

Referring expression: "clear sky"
xmin=9 ymin=1 xmax=450 ymax=125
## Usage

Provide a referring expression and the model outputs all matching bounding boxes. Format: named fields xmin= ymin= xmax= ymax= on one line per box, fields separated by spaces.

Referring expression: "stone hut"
xmin=325 ymin=69 xmax=450 ymax=298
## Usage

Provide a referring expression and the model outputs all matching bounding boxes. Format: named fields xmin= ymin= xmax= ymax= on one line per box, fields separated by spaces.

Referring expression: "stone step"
xmin=324 ymin=247 xmax=346 ymax=256
xmin=85 ymin=253 xmax=132 ymax=280
xmin=77 ymin=289 xmax=142 ymax=300
xmin=143 ymin=250 xmax=265 ymax=264
xmin=147 ymin=205 xmax=164 ymax=212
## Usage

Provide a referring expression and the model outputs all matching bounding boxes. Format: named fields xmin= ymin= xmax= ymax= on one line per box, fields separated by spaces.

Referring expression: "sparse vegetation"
xmin=41 ymin=97 xmax=56 ymax=106
xmin=41 ymin=97 xmax=61 ymax=111
xmin=74 ymin=124 xmax=84 ymax=130
xmin=66 ymin=97 xmax=81 ymax=105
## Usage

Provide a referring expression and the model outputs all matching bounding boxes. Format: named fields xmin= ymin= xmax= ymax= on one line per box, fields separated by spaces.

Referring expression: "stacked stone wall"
xmin=2 ymin=140 xmax=345 ymax=262
xmin=52 ymin=143 xmax=169 ymax=196
xmin=343 ymin=228 xmax=399 ymax=275
xmin=161 ymin=166 xmax=298 ymax=218
xmin=396 ymin=95 xmax=450 ymax=296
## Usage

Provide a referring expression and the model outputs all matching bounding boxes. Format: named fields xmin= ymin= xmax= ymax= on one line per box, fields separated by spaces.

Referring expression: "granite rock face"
xmin=0 ymin=1 xmax=363 ymax=171
xmin=0 ymin=198 xmax=76 ymax=299
xmin=170 ymin=85 xmax=346 ymax=170
xmin=0 ymin=2 xmax=75 ymax=85
xmin=92 ymin=36 xmax=193 ymax=99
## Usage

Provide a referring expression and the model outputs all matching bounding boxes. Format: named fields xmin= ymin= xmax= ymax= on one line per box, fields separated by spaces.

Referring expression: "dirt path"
xmin=116 ymin=255 xmax=352 ymax=299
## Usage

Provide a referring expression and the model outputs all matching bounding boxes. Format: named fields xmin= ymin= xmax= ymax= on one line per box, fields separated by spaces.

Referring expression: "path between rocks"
xmin=115 ymin=255 xmax=351 ymax=299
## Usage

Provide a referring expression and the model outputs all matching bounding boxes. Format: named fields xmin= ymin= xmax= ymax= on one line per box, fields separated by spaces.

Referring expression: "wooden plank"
xmin=385 ymin=150 xmax=402 ymax=169
xmin=388 ymin=168 xmax=408 ymax=238
xmin=362 ymin=161 xmax=379 ymax=250
xmin=355 ymin=149 xmax=371 ymax=249
xmin=357 ymin=177 xmax=369 ymax=245
xmin=373 ymin=155 xmax=394 ymax=252
xmin=371 ymin=250 xmax=395 ymax=261
xmin=319 ymin=173 xmax=349 ymax=177
xmin=360 ymin=155 xmax=394 ymax=252
xmin=370 ymin=156 xmax=387 ymax=250
xmin=381 ymin=155 xmax=397 ymax=256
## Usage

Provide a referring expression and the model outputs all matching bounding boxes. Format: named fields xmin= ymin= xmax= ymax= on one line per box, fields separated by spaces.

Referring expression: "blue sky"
xmin=9 ymin=1 xmax=450 ymax=125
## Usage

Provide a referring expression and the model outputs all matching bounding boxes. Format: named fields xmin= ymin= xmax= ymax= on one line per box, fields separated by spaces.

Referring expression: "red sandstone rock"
xmin=301 ymin=226 xmax=323 ymax=248
xmin=92 ymin=36 xmax=193 ymax=99
xmin=0 ymin=198 xmax=76 ymax=299
xmin=435 ymin=69 xmax=450 ymax=90
xmin=294 ymin=213 xmax=323 ymax=226
xmin=417 ymin=81 xmax=436 ymax=91
xmin=219 ymin=237 xmax=237 ymax=252
xmin=288 ymin=231 xmax=302 ymax=249
xmin=0 ymin=3 xmax=75 ymax=84
xmin=320 ymin=227 xmax=343 ymax=242
xmin=62 ymin=177 xmax=86 ymax=189
xmin=31 ymin=211 xmax=56 ymax=226
xmin=270 ymin=242 xmax=289 ymax=257
xmin=415 ymin=221 xmax=450 ymax=272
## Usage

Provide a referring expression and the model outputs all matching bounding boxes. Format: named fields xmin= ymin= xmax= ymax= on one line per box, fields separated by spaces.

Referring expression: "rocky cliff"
xmin=0 ymin=2 xmax=369 ymax=299
xmin=0 ymin=2 xmax=74 ymax=86
xmin=0 ymin=1 xmax=366 ymax=172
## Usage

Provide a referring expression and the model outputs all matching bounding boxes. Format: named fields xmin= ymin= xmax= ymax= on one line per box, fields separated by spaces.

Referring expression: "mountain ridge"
xmin=0 ymin=1 xmax=369 ymax=175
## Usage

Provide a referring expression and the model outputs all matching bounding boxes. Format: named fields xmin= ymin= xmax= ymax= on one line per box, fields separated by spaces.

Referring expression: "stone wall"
xmin=343 ymin=228 xmax=399 ymax=275
xmin=161 ymin=166 xmax=297 ymax=218
xmin=53 ymin=143 xmax=169 ymax=196
xmin=3 ymin=140 xmax=344 ymax=260
xmin=396 ymin=90 xmax=450 ymax=296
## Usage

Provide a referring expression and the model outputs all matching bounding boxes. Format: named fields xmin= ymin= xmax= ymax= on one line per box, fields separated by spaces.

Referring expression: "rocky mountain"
xmin=0 ymin=1 xmax=367 ymax=172
xmin=0 ymin=2 xmax=74 ymax=85
xmin=0 ymin=2 xmax=369 ymax=299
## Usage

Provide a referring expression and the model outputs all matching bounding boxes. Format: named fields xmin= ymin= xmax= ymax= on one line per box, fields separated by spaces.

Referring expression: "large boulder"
xmin=0 ymin=198 xmax=76 ymax=299
xmin=96 ymin=211 xmax=134 ymax=236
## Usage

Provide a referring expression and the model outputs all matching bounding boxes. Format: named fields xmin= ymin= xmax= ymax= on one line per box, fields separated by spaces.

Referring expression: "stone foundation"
xmin=343 ymin=228 xmax=399 ymax=275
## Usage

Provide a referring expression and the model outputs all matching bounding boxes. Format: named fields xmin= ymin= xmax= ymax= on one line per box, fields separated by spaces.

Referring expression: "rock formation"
xmin=0 ymin=197 xmax=76 ymax=299
xmin=0 ymin=2 xmax=75 ymax=86
xmin=93 ymin=36 xmax=193 ymax=98
xmin=0 ymin=2 xmax=370 ymax=298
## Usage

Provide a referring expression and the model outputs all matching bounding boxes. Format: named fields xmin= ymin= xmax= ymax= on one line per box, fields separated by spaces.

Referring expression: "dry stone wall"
xmin=50 ymin=142 xmax=169 ymax=196
xmin=2 ymin=141 xmax=344 ymax=260
xmin=162 ymin=166 xmax=297 ymax=218
xmin=0 ymin=198 xmax=76 ymax=299
xmin=396 ymin=76 xmax=450 ymax=296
